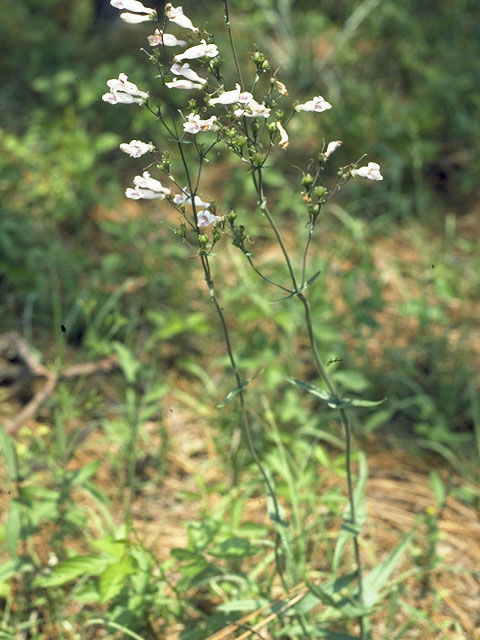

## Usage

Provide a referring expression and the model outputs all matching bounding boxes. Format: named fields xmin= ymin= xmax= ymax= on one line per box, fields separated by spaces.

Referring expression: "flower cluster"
xmin=103 ymin=2 xmax=384 ymax=231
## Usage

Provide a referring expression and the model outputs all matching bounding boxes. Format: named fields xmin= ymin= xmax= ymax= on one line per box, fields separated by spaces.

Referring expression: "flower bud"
xmin=252 ymin=51 xmax=265 ymax=65
xmin=198 ymin=234 xmax=209 ymax=245
xmin=314 ymin=186 xmax=327 ymax=198
xmin=212 ymin=229 xmax=221 ymax=242
xmin=261 ymin=60 xmax=271 ymax=71
xmin=227 ymin=211 xmax=237 ymax=222
xmin=301 ymin=173 xmax=314 ymax=188
xmin=251 ymin=152 xmax=264 ymax=167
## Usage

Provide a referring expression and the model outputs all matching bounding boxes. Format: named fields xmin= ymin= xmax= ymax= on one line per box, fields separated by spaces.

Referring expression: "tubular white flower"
xmin=174 ymin=191 xmax=211 ymax=209
xmin=197 ymin=210 xmax=222 ymax=227
xmin=324 ymin=140 xmax=342 ymax=158
xmin=165 ymin=3 xmax=198 ymax=32
xmin=234 ymin=99 xmax=271 ymax=118
xmin=110 ymin=0 xmax=156 ymax=22
xmin=125 ymin=172 xmax=171 ymax=200
xmin=174 ymin=40 xmax=219 ymax=62
xmin=170 ymin=63 xmax=206 ymax=85
xmin=148 ymin=29 xmax=186 ymax=47
xmin=120 ymin=140 xmax=155 ymax=157
xmin=351 ymin=162 xmax=383 ymax=181
xmin=183 ymin=113 xmax=218 ymax=134
xmin=276 ymin=121 xmax=289 ymax=149
xmin=295 ymin=95 xmax=332 ymax=113
xmin=120 ymin=12 xmax=153 ymax=23
xmin=165 ymin=77 xmax=204 ymax=90
xmin=208 ymin=84 xmax=253 ymax=107
xmin=111 ymin=0 xmax=155 ymax=13
xmin=103 ymin=73 xmax=149 ymax=105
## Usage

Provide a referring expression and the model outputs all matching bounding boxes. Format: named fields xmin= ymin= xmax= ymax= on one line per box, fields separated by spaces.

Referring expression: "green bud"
xmin=251 ymin=152 xmax=264 ymax=167
xmin=314 ymin=186 xmax=327 ymax=198
xmin=308 ymin=204 xmax=321 ymax=216
xmin=212 ymin=229 xmax=221 ymax=242
xmin=301 ymin=173 xmax=314 ymax=188
xmin=267 ymin=122 xmax=277 ymax=133
xmin=198 ymin=234 xmax=209 ymax=245
xmin=252 ymin=51 xmax=265 ymax=65
xmin=227 ymin=211 xmax=237 ymax=222
xmin=275 ymin=110 xmax=284 ymax=119
xmin=261 ymin=60 xmax=271 ymax=71
xmin=236 ymin=136 xmax=247 ymax=147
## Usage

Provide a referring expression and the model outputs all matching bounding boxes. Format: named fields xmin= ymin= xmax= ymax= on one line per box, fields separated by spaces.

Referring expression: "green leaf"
xmin=5 ymin=499 xmax=21 ymax=559
xmin=429 ymin=471 xmax=446 ymax=507
xmin=216 ymin=598 xmax=269 ymax=613
xmin=303 ymin=269 xmax=322 ymax=290
xmin=34 ymin=556 xmax=108 ymax=588
xmin=217 ymin=370 xmax=263 ymax=407
xmin=362 ymin=532 xmax=412 ymax=608
xmin=0 ymin=427 xmax=18 ymax=482
xmin=333 ymin=370 xmax=370 ymax=393
xmin=286 ymin=378 xmax=386 ymax=410
xmin=99 ymin=558 xmax=134 ymax=603
xmin=210 ymin=537 xmax=254 ymax=558
xmin=112 ymin=342 xmax=140 ymax=384
xmin=333 ymin=453 xmax=368 ymax=574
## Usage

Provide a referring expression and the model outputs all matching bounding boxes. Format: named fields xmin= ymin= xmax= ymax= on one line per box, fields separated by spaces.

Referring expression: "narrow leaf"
xmin=362 ymin=532 xmax=412 ymax=608
xmin=217 ymin=370 xmax=263 ymax=407
xmin=5 ymin=500 xmax=21 ymax=559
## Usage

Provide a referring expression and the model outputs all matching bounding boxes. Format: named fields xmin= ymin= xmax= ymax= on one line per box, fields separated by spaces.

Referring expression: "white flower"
xmin=170 ymin=63 xmax=206 ymax=85
xmin=165 ymin=3 xmax=198 ymax=32
xmin=102 ymin=73 xmax=149 ymax=105
xmin=174 ymin=191 xmax=210 ymax=208
xmin=234 ymin=99 xmax=271 ymax=118
xmin=165 ymin=77 xmax=204 ymax=90
xmin=324 ymin=140 xmax=342 ymax=158
xmin=276 ymin=121 xmax=289 ymax=149
xmin=110 ymin=0 xmax=156 ymax=22
xmin=183 ymin=113 xmax=218 ymax=134
xmin=197 ymin=210 xmax=222 ymax=227
xmin=295 ymin=95 xmax=332 ymax=113
xmin=351 ymin=162 xmax=383 ymax=181
xmin=120 ymin=140 xmax=155 ymax=157
xmin=208 ymin=84 xmax=253 ymax=106
xmin=148 ymin=29 xmax=186 ymax=47
xmin=126 ymin=171 xmax=171 ymax=199
xmin=174 ymin=39 xmax=219 ymax=62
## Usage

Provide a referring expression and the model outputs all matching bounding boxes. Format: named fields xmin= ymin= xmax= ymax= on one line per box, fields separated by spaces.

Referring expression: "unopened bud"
xmin=301 ymin=173 xmax=314 ymax=188
xmin=227 ymin=211 xmax=237 ymax=222
xmin=252 ymin=51 xmax=265 ymax=65
xmin=198 ymin=234 xmax=209 ymax=245
xmin=314 ymin=186 xmax=327 ymax=198
xmin=261 ymin=60 xmax=271 ymax=71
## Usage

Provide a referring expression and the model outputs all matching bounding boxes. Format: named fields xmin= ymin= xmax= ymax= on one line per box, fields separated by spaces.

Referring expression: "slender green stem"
xmin=222 ymin=0 xmax=244 ymax=86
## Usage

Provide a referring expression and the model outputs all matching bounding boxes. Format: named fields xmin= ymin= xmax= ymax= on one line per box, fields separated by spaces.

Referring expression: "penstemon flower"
xmin=324 ymin=140 xmax=342 ymax=158
xmin=148 ymin=29 xmax=186 ymax=47
xmin=165 ymin=3 xmax=198 ymax=32
xmin=351 ymin=162 xmax=383 ymax=181
xmin=170 ymin=63 xmax=207 ymax=85
xmin=102 ymin=73 xmax=149 ymax=105
xmin=208 ymin=84 xmax=253 ymax=106
xmin=174 ymin=191 xmax=211 ymax=209
xmin=165 ymin=77 xmax=205 ymax=90
xmin=295 ymin=95 xmax=332 ymax=113
xmin=126 ymin=171 xmax=171 ymax=199
xmin=110 ymin=0 xmax=156 ymax=23
xmin=234 ymin=99 xmax=271 ymax=118
xmin=120 ymin=140 xmax=155 ymax=157
xmin=174 ymin=40 xmax=219 ymax=62
xmin=197 ymin=210 xmax=222 ymax=227
xmin=183 ymin=113 xmax=218 ymax=134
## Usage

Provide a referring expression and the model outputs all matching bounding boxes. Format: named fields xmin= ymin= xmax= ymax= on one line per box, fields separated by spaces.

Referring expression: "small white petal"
xmin=234 ymin=99 xmax=270 ymax=118
xmin=197 ymin=210 xmax=221 ymax=227
xmin=111 ymin=0 xmax=155 ymax=14
xmin=276 ymin=121 xmax=289 ymax=149
xmin=170 ymin=63 xmax=206 ymax=85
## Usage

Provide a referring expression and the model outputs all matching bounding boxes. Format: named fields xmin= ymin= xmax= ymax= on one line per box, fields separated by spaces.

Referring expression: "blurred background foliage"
xmin=1 ymin=0 xmax=479 ymax=471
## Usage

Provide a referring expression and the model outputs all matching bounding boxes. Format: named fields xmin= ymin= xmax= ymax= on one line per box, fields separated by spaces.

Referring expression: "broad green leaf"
xmin=210 ymin=537 xmax=254 ymax=558
xmin=363 ymin=533 xmax=412 ymax=608
xmin=99 ymin=558 xmax=134 ymax=603
xmin=333 ymin=453 xmax=368 ymax=574
xmin=34 ymin=556 xmax=108 ymax=588
xmin=5 ymin=500 xmax=21 ymax=559
xmin=89 ymin=536 xmax=130 ymax=559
